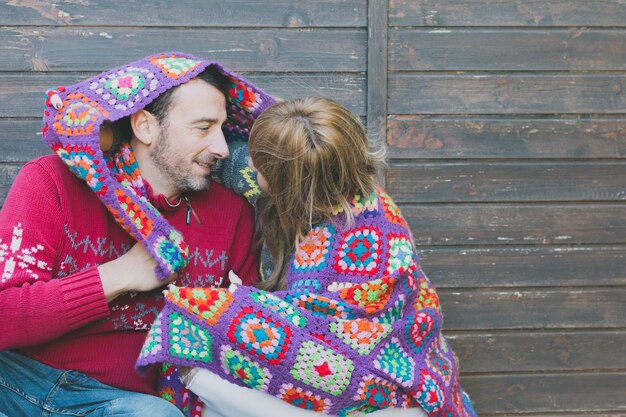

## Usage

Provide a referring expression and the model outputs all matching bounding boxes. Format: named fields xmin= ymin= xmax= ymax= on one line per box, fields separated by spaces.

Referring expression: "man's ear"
xmin=130 ymin=110 xmax=158 ymax=145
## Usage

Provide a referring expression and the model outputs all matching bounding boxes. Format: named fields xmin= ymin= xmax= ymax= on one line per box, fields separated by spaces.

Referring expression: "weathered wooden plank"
xmin=0 ymin=0 xmax=367 ymax=27
xmin=0 ymin=121 xmax=49 ymax=162
xmin=463 ymin=373 xmax=626 ymax=414
xmin=389 ymin=0 xmax=626 ymax=27
xmin=389 ymin=74 xmax=626 ymax=114
xmin=419 ymin=246 xmax=626 ymax=288
xmin=387 ymin=162 xmax=626 ymax=202
xmin=366 ymin=0 xmax=388 ymax=182
xmin=402 ymin=204 xmax=626 ymax=246
xmin=0 ymin=164 xmax=21 ymax=207
xmin=0 ymin=73 xmax=366 ymax=118
xmin=0 ymin=27 xmax=366 ymax=72
xmin=0 ymin=74 xmax=87 ymax=118
xmin=439 ymin=288 xmax=626 ymax=330
xmin=391 ymin=29 xmax=626 ymax=71
xmin=387 ymin=116 xmax=626 ymax=159
xmin=448 ymin=330 xmax=626 ymax=373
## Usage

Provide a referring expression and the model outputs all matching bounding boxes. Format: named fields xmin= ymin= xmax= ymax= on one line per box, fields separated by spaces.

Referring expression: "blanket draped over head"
xmin=136 ymin=187 xmax=477 ymax=417
xmin=41 ymin=52 xmax=274 ymax=280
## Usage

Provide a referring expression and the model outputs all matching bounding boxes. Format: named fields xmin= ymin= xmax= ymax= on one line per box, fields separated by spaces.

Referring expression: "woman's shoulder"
xmin=339 ymin=186 xmax=408 ymax=230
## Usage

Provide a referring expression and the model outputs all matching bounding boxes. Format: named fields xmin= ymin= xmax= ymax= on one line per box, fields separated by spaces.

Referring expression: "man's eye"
xmin=197 ymin=126 xmax=211 ymax=132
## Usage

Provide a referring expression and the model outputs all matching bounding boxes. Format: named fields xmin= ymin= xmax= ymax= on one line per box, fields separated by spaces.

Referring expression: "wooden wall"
xmin=0 ymin=1 xmax=624 ymax=415
xmin=386 ymin=1 xmax=626 ymax=416
xmin=0 ymin=0 xmax=369 ymax=201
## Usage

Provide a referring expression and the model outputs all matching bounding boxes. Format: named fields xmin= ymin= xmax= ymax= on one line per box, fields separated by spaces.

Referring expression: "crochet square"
xmin=250 ymin=291 xmax=308 ymax=328
xmin=438 ymin=334 xmax=451 ymax=355
xmin=139 ymin=314 xmax=163 ymax=359
xmin=339 ymin=276 xmax=395 ymax=314
xmin=377 ymin=295 xmax=405 ymax=326
xmin=156 ymin=364 xmax=177 ymax=405
xmin=53 ymin=144 xmax=107 ymax=196
xmin=111 ymin=143 xmax=145 ymax=192
xmin=150 ymin=54 xmax=201 ymax=79
xmin=52 ymin=92 xmax=109 ymax=138
xmin=290 ymin=341 xmax=354 ymax=396
xmin=293 ymin=224 xmax=335 ymax=272
xmin=166 ymin=286 xmax=233 ymax=326
xmin=354 ymin=375 xmax=397 ymax=408
xmin=386 ymin=234 xmax=414 ymax=276
xmin=227 ymin=306 xmax=292 ymax=365
xmin=378 ymin=188 xmax=407 ymax=227
xmin=330 ymin=318 xmax=392 ymax=355
xmin=89 ymin=66 xmax=158 ymax=111
xmin=278 ymin=383 xmax=332 ymax=413
xmin=228 ymin=80 xmax=262 ymax=112
xmin=151 ymin=231 xmax=188 ymax=276
xmin=224 ymin=80 xmax=265 ymax=141
xmin=462 ymin=390 xmax=477 ymax=417
xmin=405 ymin=311 xmax=437 ymax=355
xmin=114 ymin=188 xmax=154 ymax=235
xmin=413 ymin=369 xmax=445 ymax=413
xmin=350 ymin=191 xmax=379 ymax=218
xmin=450 ymin=381 xmax=464 ymax=415
xmin=415 ymin=274 xmax=440 ymax=312
xmin=156 ymin=363 xmax=196 ymax=412
xmin=220 ymin=345 xmax=272 ymax=390
xmin=403 ymin=258 xmax=419 ymax=292
xmin=334 ymin=226 xmax=382 ymax=276
xmin=157 ymin=386 xmax=175 ymax=407
xmin=168 ymin=311 xmax=212 ymax=363
xmin=427 ymin=344 xmax=452 ymax=387
xmin=374 ymin=337 xmax=415 ymax=387
xmin=286 ymin=292 xmax=355 ymax=320
xmin=400 ymin=391 xmax=421 ymax=409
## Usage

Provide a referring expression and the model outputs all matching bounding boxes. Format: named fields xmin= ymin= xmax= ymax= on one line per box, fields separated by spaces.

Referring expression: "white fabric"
xmin=184 ymin=367 xmax=427 ymax=417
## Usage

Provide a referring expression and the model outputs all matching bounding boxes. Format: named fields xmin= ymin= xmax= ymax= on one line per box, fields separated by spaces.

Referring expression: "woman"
xmin=137 ymin=98 xmax=476 ymax=417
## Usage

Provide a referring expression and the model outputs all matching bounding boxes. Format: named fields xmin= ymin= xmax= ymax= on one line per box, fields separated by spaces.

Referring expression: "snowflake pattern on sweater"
xmin=0 ymin=223 xmax=52 ymax=283
xmin=137 ymin=187 xmax=477 ymax=417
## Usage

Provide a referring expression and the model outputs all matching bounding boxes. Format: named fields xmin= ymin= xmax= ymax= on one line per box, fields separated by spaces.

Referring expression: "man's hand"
xmin=98 ymin=242 xmax=178 ymax=302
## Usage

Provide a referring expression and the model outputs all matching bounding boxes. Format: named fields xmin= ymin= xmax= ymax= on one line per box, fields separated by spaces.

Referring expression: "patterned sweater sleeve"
xmin=137 ymin=188 xmax=477 ymax=417
xmin=0 ymin=160 xmax=110 ymax=350
xmin=211 ymin=141 xmax=261 ymax=206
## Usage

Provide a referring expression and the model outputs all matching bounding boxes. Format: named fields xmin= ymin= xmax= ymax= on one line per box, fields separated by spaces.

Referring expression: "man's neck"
xmin=130 ymin=138 xmax=179 ymax=200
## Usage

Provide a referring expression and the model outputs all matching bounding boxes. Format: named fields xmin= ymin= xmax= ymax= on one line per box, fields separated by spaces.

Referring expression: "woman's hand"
xmin=228 ymin=270 xmax=242 ymax=293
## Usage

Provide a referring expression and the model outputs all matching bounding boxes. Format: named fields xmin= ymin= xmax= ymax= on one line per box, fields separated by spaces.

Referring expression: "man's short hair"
xmin=109 ymin=67 xmax=230 ymax=143
xmin=144 ymin=67 xmax=230 ymax=124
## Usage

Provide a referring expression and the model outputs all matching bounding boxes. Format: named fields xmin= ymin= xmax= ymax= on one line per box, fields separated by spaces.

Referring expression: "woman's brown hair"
xmin=249 ymin=97 xmax=386 ymax=291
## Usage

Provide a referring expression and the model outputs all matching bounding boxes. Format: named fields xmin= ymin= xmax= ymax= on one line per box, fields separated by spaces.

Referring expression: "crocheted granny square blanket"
xmin=136 ymin=187 xmax=477 ymax=417
xmin=41 ymin=52 xmax=274 ymax=279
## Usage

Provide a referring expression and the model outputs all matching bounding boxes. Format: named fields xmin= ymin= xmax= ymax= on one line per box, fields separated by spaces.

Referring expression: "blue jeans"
xmin=0 ymin=351 xmax=183 ymax=417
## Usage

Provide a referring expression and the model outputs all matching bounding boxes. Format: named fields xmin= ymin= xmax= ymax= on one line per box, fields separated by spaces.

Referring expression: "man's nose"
xmin=210 ymin=130 xmax=230 ymax=159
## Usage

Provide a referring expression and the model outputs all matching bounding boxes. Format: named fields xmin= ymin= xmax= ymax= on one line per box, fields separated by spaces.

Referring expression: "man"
xmin=0 ymin=53 xmax=273 ymax=416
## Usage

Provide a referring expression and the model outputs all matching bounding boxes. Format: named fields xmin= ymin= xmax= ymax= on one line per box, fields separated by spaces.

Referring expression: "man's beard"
xmin=150 ymin=131 xmax=213 ymax=194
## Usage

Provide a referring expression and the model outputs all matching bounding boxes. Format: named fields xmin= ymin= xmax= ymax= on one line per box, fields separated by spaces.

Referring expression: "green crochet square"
xmin=290 ymin=341 xmax=354 ymax=396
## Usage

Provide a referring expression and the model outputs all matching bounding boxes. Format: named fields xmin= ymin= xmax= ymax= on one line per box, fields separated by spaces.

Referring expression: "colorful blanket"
xmin=136 ymin=187 xmax=477 ymax=417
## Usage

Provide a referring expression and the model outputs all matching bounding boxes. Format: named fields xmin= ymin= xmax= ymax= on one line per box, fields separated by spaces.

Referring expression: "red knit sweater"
xmin=0 ymin=155 xmax=259 ymax=395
